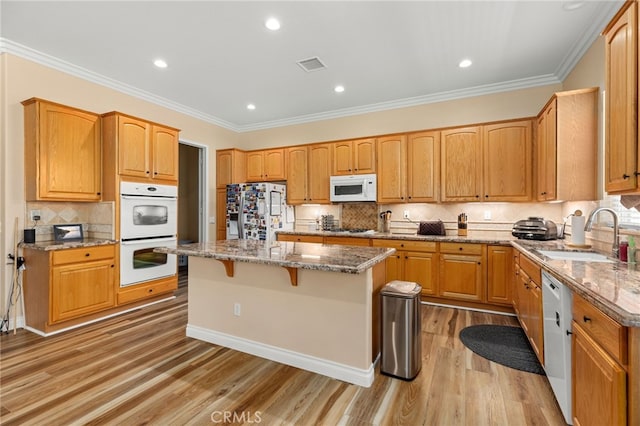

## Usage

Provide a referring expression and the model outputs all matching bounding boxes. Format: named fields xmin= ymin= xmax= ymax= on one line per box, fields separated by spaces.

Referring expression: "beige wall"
xmin=0 ymin=53 xmax=238 ymax=319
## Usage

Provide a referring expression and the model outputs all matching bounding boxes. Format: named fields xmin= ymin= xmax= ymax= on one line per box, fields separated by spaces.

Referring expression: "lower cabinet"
xmin=117 ymin=276 xmax=178 ymax=305
xmin=572 ymin=293 xmax=628 ymax=426
xmin=277 ymin=234 xmax=324 ymax=243
xmin=487 ymin=245 xmax=512 ymax=305
xmin=24 ymin=245 xmax=116 ymax=331
xmin=438 ymin=242 xmax=486 ymax=302
xmin=512 ymin=251 xmax=544 ymax=364
xmin=372 ymin=239 xmax=438 ymax=296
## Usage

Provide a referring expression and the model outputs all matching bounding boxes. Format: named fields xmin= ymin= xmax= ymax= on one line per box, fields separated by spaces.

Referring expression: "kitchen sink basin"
xmin=537 ymin=250 xmax=614 ymax=263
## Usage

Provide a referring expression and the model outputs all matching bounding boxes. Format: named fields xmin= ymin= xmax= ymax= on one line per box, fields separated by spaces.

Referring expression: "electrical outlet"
xmin=403 ymin=210 xmax=410 ymax=219
xmin=30 ymin=210 xmax=41 ymax=221
xmin=233 ymin=303 xmax=241 ymax=316
xmin=484 ymin=210 xmax=492 ymax=220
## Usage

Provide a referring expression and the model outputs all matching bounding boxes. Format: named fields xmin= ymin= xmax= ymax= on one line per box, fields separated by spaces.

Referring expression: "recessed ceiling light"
xmin=334 ymin=85 xmax=345 ymax=93
xmin=459 ymin=59 xmax=472 ymax=68
xmin=153 ymin=59 xmax=168 ymax=69
xmin=247 ymin=104 xmax=256 ymax=110
xmin=265 ymin=17 xmax=281 ymax=31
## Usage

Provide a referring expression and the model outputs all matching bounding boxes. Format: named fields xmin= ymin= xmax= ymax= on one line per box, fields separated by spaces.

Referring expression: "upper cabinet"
xmin=246 ymin=148 xmax=286 ymax=182
xmin=103 ymin=112 xmax=179 ymax=184
xmin=441 ymin=126 xmax=483 ymax=202
xmin=536 ymin=88 xmax=598 ymax=201
xmin=604 ymin=1 xmax=638 ymax=193
xmin=377 ymin=135 xmax=407 ymax=203
xmin=307 ymin=143 xmax=332 ymax=204
xmin=285 ymin=145 xmax=308 ymax=204
xmin=216 ymin=148 xmax=246 ymax=188
xmin=23 ymin=98 xmax=102 ymax=201
xmin=332 ymin=138 xmax=376 ymax=175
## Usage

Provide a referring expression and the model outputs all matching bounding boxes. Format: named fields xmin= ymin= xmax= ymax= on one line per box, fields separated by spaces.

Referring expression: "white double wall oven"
xmin=119 ymin=181 xmax=178 ymax=287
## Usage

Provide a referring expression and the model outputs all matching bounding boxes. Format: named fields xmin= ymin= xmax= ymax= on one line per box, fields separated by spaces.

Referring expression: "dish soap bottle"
xmin=629 ymin=236 xmax=636 ymax=264
xmin=619 ymin=239 xmax=628 ymax=262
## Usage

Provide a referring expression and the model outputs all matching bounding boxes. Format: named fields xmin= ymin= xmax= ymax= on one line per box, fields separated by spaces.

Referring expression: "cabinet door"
xmin=216 ymin=149 xmax=246 ymax=187
xmin=528 ymin=283 xmax=544 ymax=365
xmin=441 ymin=127 xmax=482 ymax=202
xmin=404 ymin=251 xmax=438 ymax=296
xmin=246 ymin=151 xmax=265 ymax=181
xmin=264 ymin=149 xmax=286 ymax=180
xmin=353 ymin=138 xmax=376 ymax=174
xmin=377 ymin=135 xmax=407 ymax=203
xmin=29 ymin=101 xmax=102 ymax=201
xmin=573 ymin=322 xmax=627 ymax=426
xmin=333 ymin=141 xmax=353 ymax=175
xmin=439 ymin=253 xmax=484 ymax=302
xmin=384 ymin=252 xmax=403 ymax=283
xmin=324 ymin=236 xmax=371 ymax=246
xmin=50 ymin=259 xmax=115 ymax=323
xmin=216 ymin=187 xmax=227 ymax=240
xmin=483 ymin=120 xmax=532 ymax=201
xmin=152 ymin=125 xmax=178 ymax=182
xmin=286 ymin=146 xmax=308 ymax=204
xmin=119 ymin=116 xmax=151 ymax=179
xmin=605 ymin=1 xmax=638 ymax=193
xmin=487 ymin=245 xmax=512 ymax=306
xmin=308 ymin=143 xmax=331 ymax=203
xmin=407 ymin=131 xmax=439 ymax=202
xmin=537 ymin=102 xmax=557 ymax=201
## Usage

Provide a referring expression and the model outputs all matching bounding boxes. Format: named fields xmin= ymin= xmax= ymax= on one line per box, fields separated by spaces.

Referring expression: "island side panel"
xmin=371 ymin=260 xmax=386 ymax=363
xmin=187 ymin=257 xmax=373 ymax=372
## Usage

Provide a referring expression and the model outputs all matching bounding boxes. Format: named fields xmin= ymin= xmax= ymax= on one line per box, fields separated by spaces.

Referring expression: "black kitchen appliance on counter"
xmin=512 ymin=217 xmax=558 ymax=240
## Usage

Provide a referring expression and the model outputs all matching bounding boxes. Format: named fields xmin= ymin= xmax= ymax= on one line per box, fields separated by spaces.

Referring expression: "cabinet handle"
xmin=85 ymin=253 xmax=90 ymax=257
xmin=541 ymin=191 xmax=546 ymax=195
xmin=111 ymin=264 xmax=115 ymax=268
xmin=623 ymin=174 xmax=630 ymax=179
xmin=148 ymin=289 xmax=154 ymax=293
xmin=400 ymin=244 xmax=404 ymax=248
xmin=97 ymin=192 xmax=101 ymax=196
xmin=154 ymin=172 xmax=158 ymax=175
xmin=146 ymin=171 xmax=150 ymax=174
xmin=405 ymin=256 xmax=408 ymax=259
xmin=485 ymin=195 xmax=489 ymax=198
xmin=459 ymin=247 xmax=463 ymax=251
xmin=583 ymin=315 xmax=591 ymax=323
xmin=477 ymin=262 xmax=481 ymax=265
xmin=635 ymin=171 xmax=640 ymax=177
xmin=408 ymin=196 xmax=412 ymax=199
xmin=475 ymin=195 xmax=480 ymax=198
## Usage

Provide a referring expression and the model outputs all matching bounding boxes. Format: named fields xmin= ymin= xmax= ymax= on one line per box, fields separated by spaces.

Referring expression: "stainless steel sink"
xmin=537 ymin=250 xmax=614 ymax=263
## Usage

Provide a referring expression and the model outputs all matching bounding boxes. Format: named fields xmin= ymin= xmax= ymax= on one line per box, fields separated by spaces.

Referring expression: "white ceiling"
xmin=0 ymin=1 xmax=623 ymax=132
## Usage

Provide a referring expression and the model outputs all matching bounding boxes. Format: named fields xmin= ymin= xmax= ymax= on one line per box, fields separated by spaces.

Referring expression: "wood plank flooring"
xmin=1 ymin=268 xmax=566 ymax=425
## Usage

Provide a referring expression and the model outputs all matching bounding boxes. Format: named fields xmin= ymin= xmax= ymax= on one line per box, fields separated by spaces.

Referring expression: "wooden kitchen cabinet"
xmin=604 ymin=1 xmax=638 ymax=193
xmin=216 ymin=148 xmax=246 ymax=188
xmin=307 ymin=143 xmax=332 ymax=203
xmin=216 ymin=187 xmax=227 ymax=240
xmin=23 ymin=98 xmax=102 ymax=201
xmin=324 ymin=236 xmax=371 ymax=246
xmin=377 ymin=135 xmax=407 ymax=203
xmin=103 ymin=112 xmax=179 ymax=184
xmin=536 ymin=88 xmax=598 ymax=201
xmin=513 ymin=251 xmax=544 ymax=365
xmin=572 ymin=292 xmax=628 ymax=426
xmin=277 ymin=234 xmax=324 ymax=243
xmin=117 ymin=276 xmax=177 ymax=305
xmin=487 ymin=245 xmax=512 ymax=306
xmin=23 ymin=244 xmax=116 ymax=332
xmin=332 ymin=138 xmax=376 ymax=175
xmin=483 ymin=120 xmax=532 ymax=201
xmin=440 ymin=127 xmax=483 ymax=202
xmin=372 ymin=239 xmax=438 ymax=296
xmin=246 ymin=148 xmax=286 ymax=182
xmin=438 ymin=242 xmax=486 ymax=301
xmin=407 ymin=131 xmax=439 ymax=202
xmin=285 ymin=145 xmax=309 ymax=204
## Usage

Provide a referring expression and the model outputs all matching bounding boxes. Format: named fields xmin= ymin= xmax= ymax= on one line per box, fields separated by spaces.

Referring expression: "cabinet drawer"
xmin=277 ymin=234 xmax=324 ymax=243
xmin=372 ymin=239 xmax=437 ymax=252
xmin=52 ymin=245 xmax=115 ymax=265
xmin=573 ymin=293 xmax=628 ymax=364
xmin=117 ymin=277 xmax=177 ymax=305
xmin=440 ymin=242 xmax=483 ymax=255
xmin=324 ymin=236 xmax=371 ymax=246
xmin=518 ymin=253 xmax=540 ymax=285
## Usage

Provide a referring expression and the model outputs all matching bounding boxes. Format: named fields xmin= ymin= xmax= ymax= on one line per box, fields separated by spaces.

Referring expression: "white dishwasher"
xmin=542 ymin=270 xmax=574 ymax=425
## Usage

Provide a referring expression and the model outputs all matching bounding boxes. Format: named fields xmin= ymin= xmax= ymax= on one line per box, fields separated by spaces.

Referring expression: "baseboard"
xmin=186 ymin=324 xmax=375 ymax=387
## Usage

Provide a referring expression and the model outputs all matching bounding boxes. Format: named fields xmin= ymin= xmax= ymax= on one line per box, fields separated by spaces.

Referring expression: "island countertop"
xmin=156 ymin=240 xmax=395 ymax=274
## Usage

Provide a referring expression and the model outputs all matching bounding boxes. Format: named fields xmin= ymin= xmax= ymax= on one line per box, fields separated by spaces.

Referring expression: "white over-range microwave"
xmin=330 ymin=174 xmax=377 ymax=202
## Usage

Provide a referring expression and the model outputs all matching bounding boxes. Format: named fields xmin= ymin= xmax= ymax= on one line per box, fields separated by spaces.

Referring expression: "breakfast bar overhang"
xmin=157 ymin=240 xmax=394 ymax=387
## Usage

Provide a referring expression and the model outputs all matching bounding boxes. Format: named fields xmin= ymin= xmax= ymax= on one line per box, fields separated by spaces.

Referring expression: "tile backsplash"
xmin=25 ymin=201 xmax=114 ymax=241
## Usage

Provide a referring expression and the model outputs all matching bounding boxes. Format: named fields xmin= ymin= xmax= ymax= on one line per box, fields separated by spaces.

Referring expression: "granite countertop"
xmin=20 ymin=238 xmax=117 ymax=251
xmin=513 ymin=240 xmax=640 ymax=327
xmin=277 ymin=229 xmax=516 ymax=245
xmin=156 ymin=240 xmax=395 ymax=274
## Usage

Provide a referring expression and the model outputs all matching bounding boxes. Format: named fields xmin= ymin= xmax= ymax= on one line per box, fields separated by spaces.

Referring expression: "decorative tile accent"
xmin=341 ymin=203 xmax=378 ymax=230
xmin=26 ymin=201 xmax=113 ymax=241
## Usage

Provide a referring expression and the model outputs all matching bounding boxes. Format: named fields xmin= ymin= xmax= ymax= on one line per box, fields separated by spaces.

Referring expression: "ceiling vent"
xmin=296 ymin=57 xmax=327 ymax=72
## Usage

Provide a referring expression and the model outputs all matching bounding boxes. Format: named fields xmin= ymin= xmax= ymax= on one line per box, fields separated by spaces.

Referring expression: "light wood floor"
xmin=1 ymin=268 xmax=566 ymax=425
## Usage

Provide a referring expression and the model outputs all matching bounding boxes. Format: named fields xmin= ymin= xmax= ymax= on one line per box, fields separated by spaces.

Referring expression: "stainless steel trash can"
xmin=380 ymin=280 xmax=422 ymax=380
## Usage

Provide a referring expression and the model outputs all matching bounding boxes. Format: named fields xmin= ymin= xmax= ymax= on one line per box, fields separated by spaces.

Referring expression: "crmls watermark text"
xmin=211 ymin=410 xmax=262 ymax=424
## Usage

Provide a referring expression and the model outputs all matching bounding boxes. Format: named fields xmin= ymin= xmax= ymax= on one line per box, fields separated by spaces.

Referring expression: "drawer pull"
xmin=459 ymin=247 xmax=463 ymax=251
xmin=148 ymin=289 xmax=153 ymax=293
xmin=583 ymin=315 xmax=592 ymax=323
xmin=85 ymin=253 xmax=90 ymax=257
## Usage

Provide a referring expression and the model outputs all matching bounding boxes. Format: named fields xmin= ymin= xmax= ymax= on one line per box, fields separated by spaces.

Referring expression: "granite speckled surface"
xmin=20 ymin=239 xmax=117 ymax=251
xmin=277 ymin=230 xmax=515 ymax=245
xmin=513 ymin=240 xmax=640 ymax=327
xmin=156 ymin=240 xmax=395 ymax=274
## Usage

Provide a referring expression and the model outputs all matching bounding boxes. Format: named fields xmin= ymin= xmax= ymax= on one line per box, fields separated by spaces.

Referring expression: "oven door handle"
xmin=121 ymin=195 xmax=177 ymax=201
xmin=120 ymin=237 xmax=177 ymax=245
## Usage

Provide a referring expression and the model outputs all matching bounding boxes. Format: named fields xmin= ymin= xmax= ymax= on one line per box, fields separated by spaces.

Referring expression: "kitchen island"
xmin=157 ymin=240 xmax=394 ymax=387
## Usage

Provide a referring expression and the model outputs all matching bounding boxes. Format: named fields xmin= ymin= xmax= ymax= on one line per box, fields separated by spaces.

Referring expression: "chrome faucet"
xmin=584 ymin=207 xmax=619 ymax=259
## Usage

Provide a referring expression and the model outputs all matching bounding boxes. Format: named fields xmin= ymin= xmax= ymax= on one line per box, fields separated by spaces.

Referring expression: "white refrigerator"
xmin=226 ymin=182 xmax=293 ymax=245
